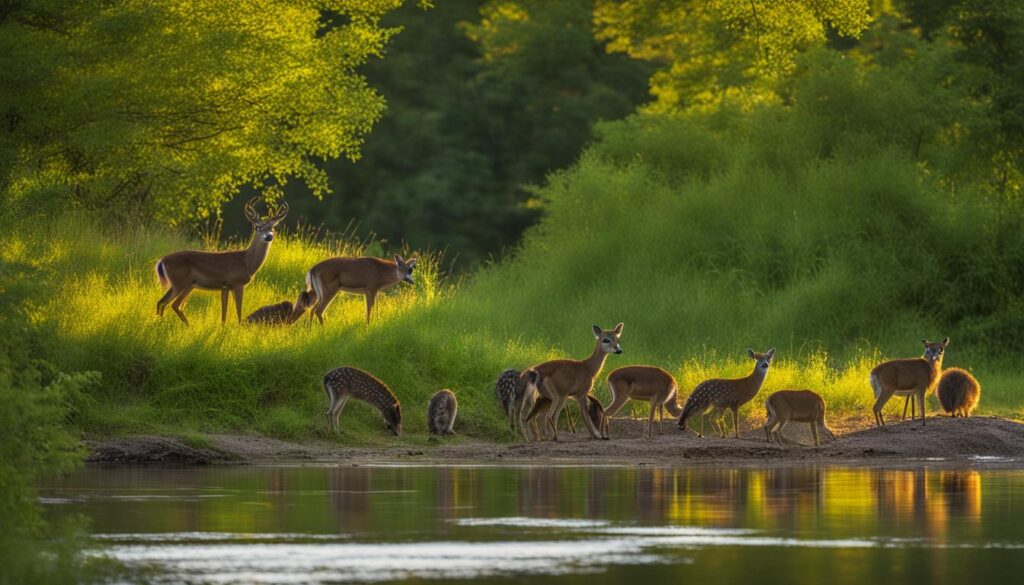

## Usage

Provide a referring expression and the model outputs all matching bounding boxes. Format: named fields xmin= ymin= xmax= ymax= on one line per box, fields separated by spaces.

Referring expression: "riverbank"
xmin=84 ymin=415 xmax=1024 ymax=466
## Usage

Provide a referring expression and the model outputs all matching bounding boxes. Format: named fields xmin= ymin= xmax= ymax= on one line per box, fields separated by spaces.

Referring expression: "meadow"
xmin=10 ymin=66 xmax=1024 ymax=445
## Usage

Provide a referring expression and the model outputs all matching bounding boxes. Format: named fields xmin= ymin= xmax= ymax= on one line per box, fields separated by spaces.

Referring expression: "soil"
xmin=85 ymin=414 xmax=1024 ymax=467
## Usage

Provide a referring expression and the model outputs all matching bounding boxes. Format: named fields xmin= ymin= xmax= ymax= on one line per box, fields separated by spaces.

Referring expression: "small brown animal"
xmin=427 ymin=389 xmax=458 ymax=435
xmin=156 ymin=197 xmax=288 ymax=325
xmin=605 ymin=365 xmax=684 ymax=439
xmin=870 ymin=338 xmax=948 ymax=426
xmin=244 ymin=291 xmax=318 ymax=325
xmin=494 ymin=368 xmax=520 ymax=429
xmin=763 ymin=390 xmax=836 ymax=448
xmin=678 ymin=348 xmax=775 ymax=438
xmin=305 ymin=254 xmax=418 ymax=324
xmin=323 ymin=366 xmax=402 ymax=436
xmin=937 ymin=368 xmax=980 ymax=417
xmin=525 ymin=394 xmax=608 ymax=440
xmin=503 ymin=368 xmax=579 ymax=440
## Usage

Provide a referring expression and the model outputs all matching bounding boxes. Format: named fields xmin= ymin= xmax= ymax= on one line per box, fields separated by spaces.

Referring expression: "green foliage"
xmin=0 ymin=0 xmax=405 ymax=223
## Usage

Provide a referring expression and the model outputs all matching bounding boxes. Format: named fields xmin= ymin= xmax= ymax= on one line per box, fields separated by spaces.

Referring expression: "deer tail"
xmin=155 ymin=259 xmax=169 ymax=289
xmin=870 ymin=372 xmax=881 ymax=400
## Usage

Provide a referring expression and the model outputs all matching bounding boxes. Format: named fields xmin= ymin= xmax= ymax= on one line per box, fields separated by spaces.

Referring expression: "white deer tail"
xmin=155 ymin=259 xmax=170 ymax=289
xmin=869 ymin=372 xmax=882 ymax=400
xmin=306 ymin=269 xmax=323 ymax=300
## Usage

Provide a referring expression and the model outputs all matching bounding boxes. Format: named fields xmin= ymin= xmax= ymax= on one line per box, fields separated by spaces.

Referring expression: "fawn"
xmin=524 ymin=394 xmax=608 ymax=440
xmin=427 ymin=389 xmax=458 ymax=435
xmin=305 ymin=254 xmax=417 ymax=324
xmin=937 ymin=367 xmax=980 ymax=417
xmin=763 ymin=390 xmax=836 ymax=448
xmin=678 ymin=348 xmax=775 ymax=438
xmin=523 ymin=323 xmax=624 ymax=441
xmin=870 ymin=338 xmax=948 ymax=426
xmin=496 ymin=368 xmax=579 ymax=440
xmin=244 ymin=291 xmax=318 ymax=325
xmin=323 ymin=367 xmax=402 ymax=436
xmin=605 ymin=365 xmax=683 ymax=439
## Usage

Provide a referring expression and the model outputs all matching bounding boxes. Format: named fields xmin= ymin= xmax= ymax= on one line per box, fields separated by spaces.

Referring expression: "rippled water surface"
xmin=39 ymin=464 xmax=1024 ymax=583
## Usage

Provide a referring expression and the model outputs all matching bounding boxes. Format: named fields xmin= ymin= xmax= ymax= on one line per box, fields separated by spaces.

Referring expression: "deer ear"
xmin=921 ymin=338 xmax=929 ymax=345
xmin=592 ymin=325 xmax=602 ymax=337
xmin=747 ymin=348 xmax=756 ymax=359
xmin=942 ymin=337 xmax=949 ymax=346
xmin=394 ymin=254 xmax=404 ymax=264
xmin=767 ymin=347 xmax=776 ymax=359
xmin=614 ymin=322 xmax=624 ymax=335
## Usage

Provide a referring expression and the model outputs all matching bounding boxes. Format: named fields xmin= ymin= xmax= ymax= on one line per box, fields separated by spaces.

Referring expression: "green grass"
xmin=9 ymin=74 xmax=1024 ymax=443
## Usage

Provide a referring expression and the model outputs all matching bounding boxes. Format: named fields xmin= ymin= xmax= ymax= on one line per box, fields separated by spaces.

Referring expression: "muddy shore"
xmin=84 ymin=415 xmax=1024 ymax=467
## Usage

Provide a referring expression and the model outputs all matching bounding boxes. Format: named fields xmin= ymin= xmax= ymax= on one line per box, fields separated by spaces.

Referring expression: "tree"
xmin=0 ymin=0 xmax=408 ymax=223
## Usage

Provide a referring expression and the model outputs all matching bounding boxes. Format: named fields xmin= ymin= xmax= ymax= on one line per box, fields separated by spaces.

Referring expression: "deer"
xmin=244 ymin=290 xmax=318 ymax=325
xmin=677 ymin=348 xmax=775 ymax=438
xmin=427 ymin=389 xmax=458 ymax=435
xmin=156 ymin=197 xmax=288 ymax=325
xmin=936 ymin=367 xmax=980 ymax=417
xmin=521 ymin=323 xmax=624 ymax=442
xmin=524 ymin=394 xmax=608 ymax=440
xmin=497 ymin=368 xmax=579 ymax=440
xmin=870 ymin=338 xmax=948 ymax=427
xmin=323 ymin=366 xmax=402 ymax=437
xmin=304 ymin=254 xmax=417 ymax=325
xmin=763 ymin=390 xmax=836 ymax=448
xmin=604 ymin=365 xmax=684 ymax=439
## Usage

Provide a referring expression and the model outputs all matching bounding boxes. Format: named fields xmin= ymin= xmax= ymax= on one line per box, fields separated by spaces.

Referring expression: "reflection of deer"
xmin=524 ymin=394 xmax=608 ymax=440
xmin=870 ymin=338 xmax=947 ymax=426
xmin=763 ymin=390 xmax=836 ymax=448
xmin=156 ymin=198 xmax=288 ymax=325
xmin=604 ymin=366 xmax=683 ymax=439
xmin=678 ymin=348 xmax=775 ymax=437
xmin=244 ymin=290 xmax=318 ymax=325
xmin=323 ymin=366 xmax=402 ymax=436
xmin=305 ymin=255 xmax=417 ymax=324
xmin=522 ymin=324 xmax=624 ymax=441
xmin=427 ymin=389 xmax=458 ymax=435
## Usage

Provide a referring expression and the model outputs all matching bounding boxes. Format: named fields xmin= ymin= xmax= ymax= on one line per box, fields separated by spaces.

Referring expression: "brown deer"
xmin=936 ymin=367 xmax=980 ymax=417
xmin=677 ymin=348 xmax=775 ymax=438
xmin=605 ymin=365 xmax=683 ymax=439
xmin=304 ymin=255 xmax=417 ymax=324
xmin=763 ymin=390 xmax=836 ymax=448
xmin=244 ymin=290 xmax=318 ymax=325
xmin=870 ymin=338 xmax=948 ymax=427
xmin=427 ymin=389 xmax=458 ymax=435
xmin=499 ymin=368 xmax=578 ymax=440
xmin=156 ymin=197 xmax=288 ymax=325
xmin=323 ymin=366 xmax=402 ymax=436
xmin=522 ymin=323 xmax=624 ymax=441
xmin=524 ymin=394 xmax=608 ymax=440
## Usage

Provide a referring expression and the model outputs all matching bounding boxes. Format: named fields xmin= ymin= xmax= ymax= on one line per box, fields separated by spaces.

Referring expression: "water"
xmin=39 ymin=464 xmax=1024 ymax=584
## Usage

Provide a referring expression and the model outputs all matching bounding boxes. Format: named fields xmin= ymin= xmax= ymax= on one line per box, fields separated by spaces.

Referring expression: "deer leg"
xmin=900 ymin=395 xmax=910 ymax=421
xmin=658 ymin=404 xmax=665 ymax=435
xmin=313 ymin=288 xmax=340 ymax=325
xmin=775 ymin=420 xmax=791 ymax=446
xmin=602 ymin=392 xmax=631 ymax=436
xmin=364 ymin=292 xmax=377 ymax=324
xmin=810 ymin=422 xmax=820 ymax=447
xmin=731 ymin=406 xmax=740 ymax=438
xmin=917 ymin=388 xmax=926 ymax=426
xmin=564 ymin=406 xmax=577 ymax=434
xmin=330 ymin=395 xmax=350 ymax=433
xmin=157 ymin=287 xmax=176 ymax=317
xmin=872 ymin=392 xmax=892 ymax=427
xmin=169 ymin=286 xmax=193 ymax=325
xmin=220 ymin=289 xmax=230 ymax=324
xmin=645 ymin=397 xmax=657 ymax=439
xmin=574 ymin=394 xmax=602 ymax=439
xmin=230 ymin=287 xmax=244 ymax=323
xmin=764 ymin=407 xmax=778 ymax=443
xmin=546 ymin=395 xmax=567 ymax=441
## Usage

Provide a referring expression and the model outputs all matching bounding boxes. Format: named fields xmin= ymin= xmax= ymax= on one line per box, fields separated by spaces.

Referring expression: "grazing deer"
xmin=428 ymin=389 xmax=458 ymax=435
xmin=870 ymin=338 xmax=948 ymax=427
xmin=304 ymin=255 xmax=417 ymax=324
xmin=605 ymin=365 xmax=683 ymax=439
xmin=523 ymin=323 xmax=624 ymax=441
xmin=156 ymin=197 xmax=288 ymax=325
xmin=323 ymin=366 xmax=402 ymax=436
xmin=763 ymin=390 xmax=836 ymax=448
xmin=937 ymin=367 xmax=980 ymax=417
xmin=244 ymin=291 xmax=318 ymax=325
xmin=525 ymin=394 xmax=608 ymax=440
xmin=678 ymin=348 xmax=775 ymax=438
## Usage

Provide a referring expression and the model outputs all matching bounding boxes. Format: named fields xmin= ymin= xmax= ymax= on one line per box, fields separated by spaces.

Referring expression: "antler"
xmin=243 ymin=197 xmax=261 ymax=223
xmin=268 ymin=201 xmax=289 ymax=223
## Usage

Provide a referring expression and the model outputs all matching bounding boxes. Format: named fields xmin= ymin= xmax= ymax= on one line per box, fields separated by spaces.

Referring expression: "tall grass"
xmin=10 ymin=51 xmax=1024 ymax=443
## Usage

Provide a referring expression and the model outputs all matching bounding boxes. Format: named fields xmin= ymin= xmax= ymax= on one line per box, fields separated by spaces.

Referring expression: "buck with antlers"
xmin=156 ymin=197 xmax=288 ymax=325
xmin=304 ymin=254 xmax=417 ymax=324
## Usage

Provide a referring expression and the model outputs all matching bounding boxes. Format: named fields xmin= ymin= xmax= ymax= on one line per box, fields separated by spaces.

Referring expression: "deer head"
xmin=244 ymin=197 xmax=289 ymax=244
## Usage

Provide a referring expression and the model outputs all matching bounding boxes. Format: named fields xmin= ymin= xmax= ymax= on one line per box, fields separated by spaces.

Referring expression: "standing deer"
xmin=870 ymin=338 xmax=948 ymax=427
xmin=156 ymin=197 xmax=288 ymax=325
xmin=604 ymin=365 xmax=683 ymax=439
xmin=323 ymin=366 xmax=402 ymax=436
xmin=522 ymin=323 xmax=624 ymax=442
xmin=677 ymin=348 xmax=775 ymax=438
xmin=763 ymin=389 xmax=836 ymax=448
xmin=499 ymin=368 xmax=579 ymax=440
xmin=304 ymin=255 xmax=417 ymax=325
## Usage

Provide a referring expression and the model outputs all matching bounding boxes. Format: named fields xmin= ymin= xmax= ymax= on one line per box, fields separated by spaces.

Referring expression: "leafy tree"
xmin=0 ymin=0 xmax=408 ymax=223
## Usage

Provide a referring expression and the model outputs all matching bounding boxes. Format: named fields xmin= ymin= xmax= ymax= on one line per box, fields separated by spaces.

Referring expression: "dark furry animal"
xmin=427 ymin=389 xmax=458 ymax=435
xmin=937 ymin=368 xmax=980 ymax=417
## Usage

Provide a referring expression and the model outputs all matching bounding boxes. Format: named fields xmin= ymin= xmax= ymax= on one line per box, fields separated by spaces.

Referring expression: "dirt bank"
xmin=85 ymin=415 xmax=1024 ymax=466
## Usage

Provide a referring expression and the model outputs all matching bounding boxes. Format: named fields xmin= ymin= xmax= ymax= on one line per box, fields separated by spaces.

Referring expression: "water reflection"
xmin=39 ymin=465 xmax=1021 ymax=584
